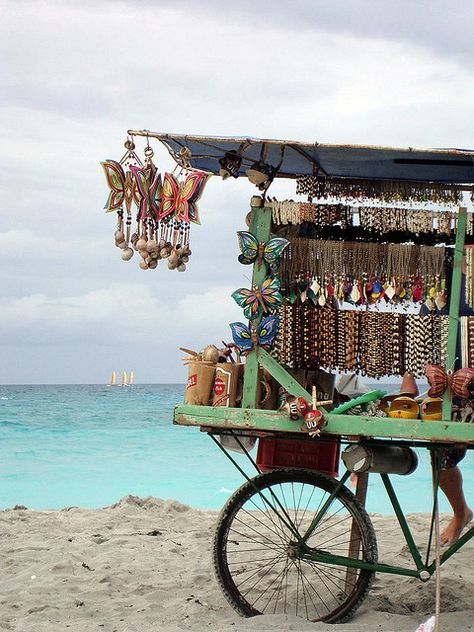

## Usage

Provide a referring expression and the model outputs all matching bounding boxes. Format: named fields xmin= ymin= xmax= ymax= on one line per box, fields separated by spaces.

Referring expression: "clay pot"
xmin=400 ymin=372 xmax=419 ymax=397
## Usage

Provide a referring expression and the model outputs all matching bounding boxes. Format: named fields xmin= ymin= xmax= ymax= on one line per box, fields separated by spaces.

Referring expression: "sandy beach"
xmin=1 ymin=495 xmax=473 ymax=632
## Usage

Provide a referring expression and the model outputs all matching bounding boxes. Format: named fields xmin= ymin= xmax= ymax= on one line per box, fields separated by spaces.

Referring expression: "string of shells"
xmin=113 ymin=219 xmax=192 ymax=271
xmin=128 ymin=231 xmax=191 ymax=272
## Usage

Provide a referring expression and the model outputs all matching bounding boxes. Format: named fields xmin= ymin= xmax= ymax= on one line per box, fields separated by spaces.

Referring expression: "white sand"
xmin=1 ymin=496 xmax=473 ymax=632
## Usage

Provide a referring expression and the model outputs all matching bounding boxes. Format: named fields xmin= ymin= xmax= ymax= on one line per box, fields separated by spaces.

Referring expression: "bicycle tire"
xmin=213 ymin=468 xmax=377 ymax=623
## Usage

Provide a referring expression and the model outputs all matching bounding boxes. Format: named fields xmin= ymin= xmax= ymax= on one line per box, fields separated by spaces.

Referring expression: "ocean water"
xmin=0 ymin=384 xmax=472 ymax=514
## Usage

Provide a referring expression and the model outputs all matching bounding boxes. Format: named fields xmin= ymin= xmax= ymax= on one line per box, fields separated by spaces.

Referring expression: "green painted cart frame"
xmin=170 ymin=198 xmax=474 ymax=623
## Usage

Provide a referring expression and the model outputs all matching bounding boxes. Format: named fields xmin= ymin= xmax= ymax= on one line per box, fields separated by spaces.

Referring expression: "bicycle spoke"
xmin=297 ymin=560 xmax=324 ymax=618
xmin=239 ymin=506 xmax=289 ymax=547
xmin=297 ymin=484 xmax=321 ymax=532
xmin=241 ymin=552 xmax=288 ymax=597
xmin=232 ymin=516 xmax=285 ymax=550
xmin=305 ymin=559 xmax=353 ymax=597
xmin=255 ymin=560 xmax=294 ymax=612
xmin=271 ymin=557 xmax=291 ymax=614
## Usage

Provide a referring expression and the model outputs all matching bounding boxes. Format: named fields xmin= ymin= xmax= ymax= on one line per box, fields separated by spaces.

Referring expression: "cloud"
xmin=1 ymin=0 xmax=474 ymax=382
xmin=104 ymin=0 xmax=474 ymax=66
xmin=0 ymin=283 xmax=242 ymax=382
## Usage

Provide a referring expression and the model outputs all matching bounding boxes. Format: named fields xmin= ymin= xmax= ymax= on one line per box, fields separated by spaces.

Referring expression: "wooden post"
xmin=442 ymin=207 xmax=467 ymax=421
xmin=241 ymin=201 xmax=273 ymax=409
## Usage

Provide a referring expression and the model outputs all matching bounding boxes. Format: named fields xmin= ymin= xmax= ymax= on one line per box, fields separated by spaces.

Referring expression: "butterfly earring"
xmin=229 ymin=315 xmax=279 ymax=355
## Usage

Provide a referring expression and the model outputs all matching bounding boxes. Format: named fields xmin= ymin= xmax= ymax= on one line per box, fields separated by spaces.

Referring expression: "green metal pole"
xmin=241 ymin=200 xmax=273 ymax=409
xmin=380 ymin=473 xmax=425 ymax=570
xmin=442 ymin=207 xmax=467 ymax=421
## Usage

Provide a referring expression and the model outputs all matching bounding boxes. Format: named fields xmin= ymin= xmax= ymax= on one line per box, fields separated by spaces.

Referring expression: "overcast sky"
xmin=1 ymin=0 xmax=474 ymax=384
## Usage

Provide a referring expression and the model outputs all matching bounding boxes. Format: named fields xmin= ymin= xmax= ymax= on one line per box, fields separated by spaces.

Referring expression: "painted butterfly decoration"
xmin=237 ymin=231 xmax=289 ymax=271
xmin=130 ymin=164 xmax=162 ymax=221
xmin=425 ymin=365 xmax=474 ymax=399
xmin=229 ymin=315 xmax=279 ymax=355
xmin=101 ymin=159 xmax=141 ymax=213
xmin=231 ymin=276 xmax=283 ymax=321
xmin=158 ymin=171 xmax=211 ymax=225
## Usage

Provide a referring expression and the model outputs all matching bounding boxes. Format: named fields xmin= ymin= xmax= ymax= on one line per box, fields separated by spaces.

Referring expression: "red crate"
xmin=256 ymin=437 xmax=340 ymax=477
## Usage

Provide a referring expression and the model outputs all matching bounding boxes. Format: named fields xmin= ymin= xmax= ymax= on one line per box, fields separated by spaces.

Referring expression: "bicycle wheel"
xmin=214 ymin=468 xmax=377 ymax=623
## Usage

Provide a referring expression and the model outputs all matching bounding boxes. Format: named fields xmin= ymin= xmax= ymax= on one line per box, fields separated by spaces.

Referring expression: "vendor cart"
xmin=104 ymin=132 xmax=474 ymax=623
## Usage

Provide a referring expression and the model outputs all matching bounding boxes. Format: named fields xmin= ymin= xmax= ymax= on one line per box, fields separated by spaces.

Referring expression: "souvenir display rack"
xmin=116 ymin=131 xmax=474 ymax=441
xmin=170 ymin=201 xmax=474 ymax=442
xmin=103 ymin=132 xmax=474 ymax=624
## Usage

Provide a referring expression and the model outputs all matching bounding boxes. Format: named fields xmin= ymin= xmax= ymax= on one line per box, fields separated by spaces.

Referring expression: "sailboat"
xmin=128 ymin=370 xmax=134 ymax=386
xmin=121 ymin=371 xmax=127 ymax=386
xmin=108 ymin=371 xmax=117 ymax=386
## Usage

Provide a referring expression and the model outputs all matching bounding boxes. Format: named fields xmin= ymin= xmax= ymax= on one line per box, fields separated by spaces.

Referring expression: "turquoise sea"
xmin=1 ymin=384 xmax=473 ymax=514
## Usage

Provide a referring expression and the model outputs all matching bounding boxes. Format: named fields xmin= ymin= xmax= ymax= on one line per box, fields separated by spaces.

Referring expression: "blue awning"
xmin=128 ymin=130 xmax=474 ymax=184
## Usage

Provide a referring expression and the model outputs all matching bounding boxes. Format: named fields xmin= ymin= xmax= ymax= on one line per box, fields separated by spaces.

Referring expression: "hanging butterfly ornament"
xmin=425 ymin=364 xmax=474 ymax=400
xmin=101 ymin=140 xmax=211 ymax=272
xmin=157 ymin=165 xmax=211 ymax=271
xmin=237 ymin=231 xmax=289 ymax=273
xmin=101 ymin=139 xmax=143 ymax=263
xmin=231 ymin=276 xmax=283 ymax=320
xmin=129 ymin=143 xmax=163 ymax=270
xmin=229 ymin=315 xmax=279 ymax=355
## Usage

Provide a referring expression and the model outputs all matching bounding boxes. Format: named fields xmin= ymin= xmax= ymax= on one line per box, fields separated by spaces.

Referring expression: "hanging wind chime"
xmin=101 ymin=139 xmax=143 ymax=262
xmin=101 ymin=139 xmax=211 ymax=272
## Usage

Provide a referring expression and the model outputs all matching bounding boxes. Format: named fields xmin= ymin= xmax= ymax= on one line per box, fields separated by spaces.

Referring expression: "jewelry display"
xmin=270 ymin=199 xmax=473 ymax=239
xmin=279 ymin=238 xmax=447 ymax=304
xmin=272 ymin=304 xmax=448 ymax=379
xmin=465 ymin=246 xmax=474 ymax=309
xmin=295 ymin=175 xmax=469 ymax=205
xmin=460 ymin=317 xmax=474 ymax=368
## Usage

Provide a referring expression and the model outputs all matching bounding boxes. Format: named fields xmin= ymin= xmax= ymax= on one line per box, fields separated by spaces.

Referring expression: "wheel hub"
xmin=287 ymin=540 xmax=299 ymax=559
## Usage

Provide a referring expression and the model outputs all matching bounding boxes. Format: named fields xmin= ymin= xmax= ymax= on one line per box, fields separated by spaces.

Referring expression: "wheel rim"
xmin=220 ymin=474 xmax=373 ymax=622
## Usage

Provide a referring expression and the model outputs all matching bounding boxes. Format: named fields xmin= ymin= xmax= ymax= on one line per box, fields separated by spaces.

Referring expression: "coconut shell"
xmin=202 ymin=345 xmax=220 ymax=363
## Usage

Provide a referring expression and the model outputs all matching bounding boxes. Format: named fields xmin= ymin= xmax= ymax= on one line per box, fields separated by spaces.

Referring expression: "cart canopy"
xmin=128 ymin=130 xmax=474 ymax=184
